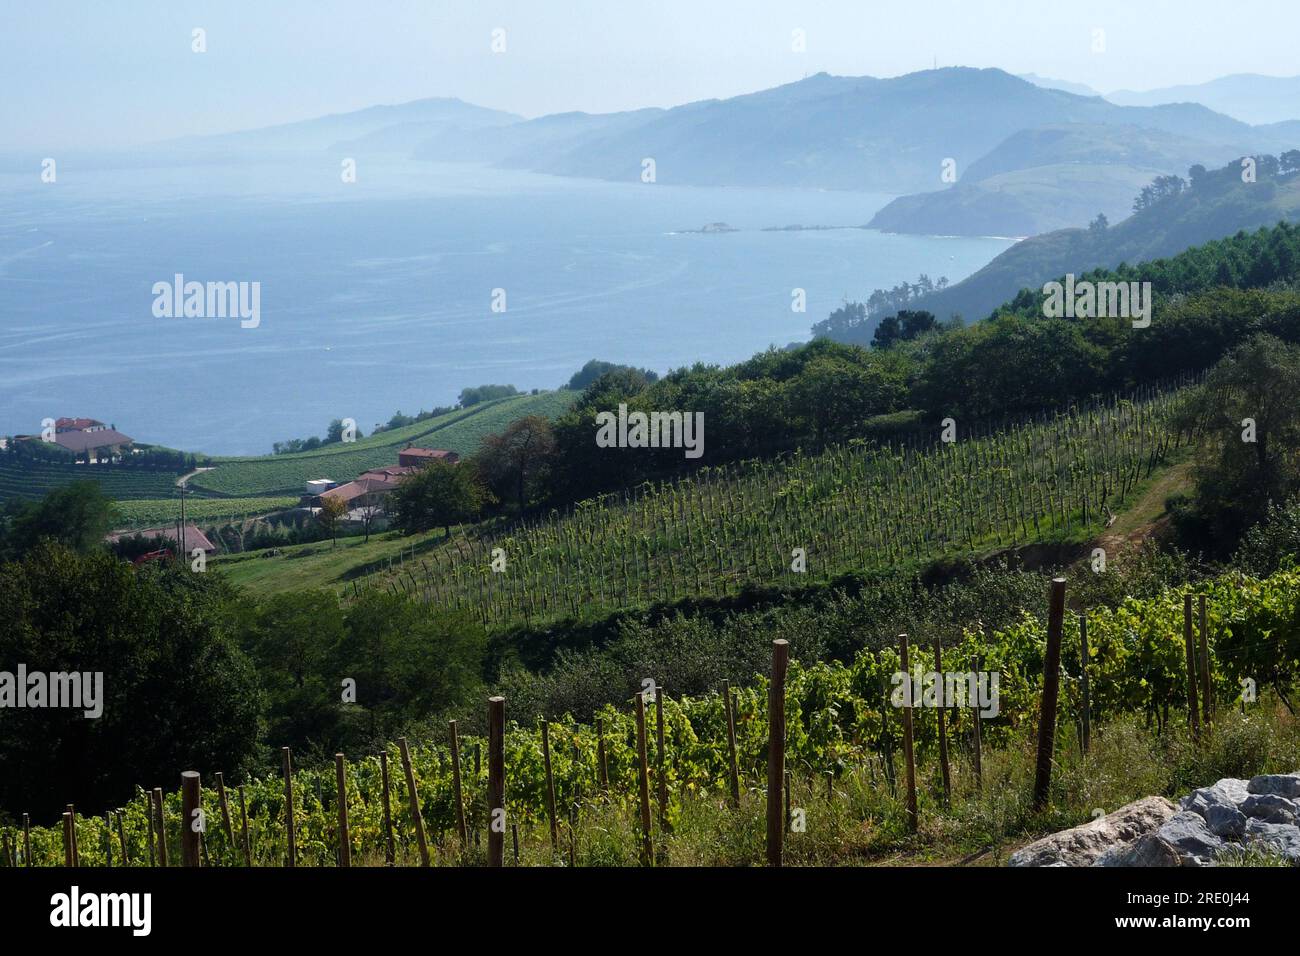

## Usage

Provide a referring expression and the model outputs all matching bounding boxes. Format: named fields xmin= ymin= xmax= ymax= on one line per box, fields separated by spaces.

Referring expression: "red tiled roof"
xmin=106 ymin=524 xmax=217 ymax=554
xmin=56 ymin=417 xmax=105 ymax=430
xmin=399 ymin=447 xmax=456 ymax=459
xmin=53 ymin=428 xmax=134 ymax=453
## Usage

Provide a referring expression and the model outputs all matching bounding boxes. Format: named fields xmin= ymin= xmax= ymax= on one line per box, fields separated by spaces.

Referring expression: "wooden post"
xmin=1079 ymin=612 xmax=1092 ymax=755
xmin=282 ymin=747 xmax=296 ymax=867
xmin=767 ymin=639 xmax=789 ymax=866
xmin=723 ymin=679 xmax=740 ymax=808
xmin=1032 ymin=578 xmax=1067 ymax=811
xmin=655 ymin=688 xmax=669 ymax=830
xmin=215 ymin=771 xmax=235 ymax=849
xmin=334 ymin=754 xmax=351 ymax=867
xmin=62 ymin=812 xmax=74 ymax=867
xmin=634 ymin=692 xmax=654 ymax=865
xmin=66 ymin=804 xmax=78 ymax=867
xmin=595 ymin=717 xmax=609 ymax=791
xmin=1183 ymin=593 xmax=1202 ymax=741
xmin=972 ymin=655 xmax=984 ymax=790
xmin=237 ymin=785 xmax=251 ymax=866
xmin=379 ymin=751 xmax=395 ymax=865
xmin=146 ymin=793 xmax=156 ymax=867
xmin=153 ymin=788 xmax=168 ymax=867
xmin=1198 ymin=594 xmax=1213 ymax=727
xmin=487 ymin=696 xmax=506 ymax=867
xmin=449 ymin=721 xmax=468 ymax=846
xmin=511 ymin=822 xmax=520 ymax=865
xmin=541 ymin=719 xmax=559 ymax=851
xmin=899 ymin=634 xmax=919 ymax=831
xmin=22 ymin=813 xmax=31 ymax=867
xmin=397 ymin=737 xmax=430 ymax=866
xmin=933 ymin=638 xmax=951 ymax=805
xmin=181 ymin=771 xmax=201 ymax=867
xmin=784 ymin=769 xmax=792 ymax=832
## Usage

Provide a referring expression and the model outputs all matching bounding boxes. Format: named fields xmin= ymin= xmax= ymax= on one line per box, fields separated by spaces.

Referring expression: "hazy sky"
xmin=4 ymin=0 xmax=1298 ymax=148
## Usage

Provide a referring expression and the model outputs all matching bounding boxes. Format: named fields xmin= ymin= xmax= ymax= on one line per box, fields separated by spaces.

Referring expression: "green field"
xmin=0 ymin=458 xmax=185 ymax=503
xmin=189 ymin=391 xmax=574 ymax=497
xmin=112 ymin=496 xmax=301 ymax=529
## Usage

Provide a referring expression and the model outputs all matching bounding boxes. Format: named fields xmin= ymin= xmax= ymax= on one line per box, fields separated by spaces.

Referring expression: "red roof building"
xmin=398 ymin=447 xmax=459 ymax=468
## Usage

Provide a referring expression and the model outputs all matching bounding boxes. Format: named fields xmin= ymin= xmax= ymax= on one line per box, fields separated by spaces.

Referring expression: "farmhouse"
xmin=398 ymin=446 xmax=459 ymax=468
xmin=105 ymin=523 xmax=218 ymax=555
xmin=51 ymin=418 xmax=134 ymax=462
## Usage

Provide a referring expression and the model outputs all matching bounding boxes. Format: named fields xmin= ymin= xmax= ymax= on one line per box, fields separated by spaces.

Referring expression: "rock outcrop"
xmin=1009 ymin=771 xmax=1300 ymax=866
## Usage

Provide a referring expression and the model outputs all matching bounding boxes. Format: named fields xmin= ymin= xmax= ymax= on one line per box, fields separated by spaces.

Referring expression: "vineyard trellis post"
xmin=634 ymin=692 xmax=654 ymax=866
xmin=1183 ymin=594 xmax=1201 ymax=741
xmin=542 ymin=719 xmax=559 ymax=852
xmin=215 ymin=771 xmax=235 ymax=849
xmin=1079 ymin=612 xmax=1091 ymax=755
xmin=181 ymin=771 xmax=201 ymax=867
xmin=397 ymin=737 xmax=430 ymax=866
xmin=655 ymin=688 xmax=669 ymax=831
xmin=1198 ymin=594 xmax=1213 ymax=728
xmin=449 ymin=721 xmax=468 ymax=847
xmin=237 ymin=785 xmax=251 ymax=866
xmin=153 ymin=787 xmax=168 ymax=867
xmin=723 ymin=679 xmax=740 ymax=808
xmin=596 ymin=717 xmax=609 ymax=791
xmin=115 ymin=806 xmax=129 ymax=865
xmin=487 ymin=696 xmax=506 ymax=867
xmin=67 ymin=804 xmax=78 ymax=866
xmin=282 ymin=747 xmax=296 ymax=867
xmin=767 ymin=639 xmax=789 ymax=866
xmin=145 ymin=792 xmax=156 ymax=867
xmin=23 ymin=813 xmax=32 ymax=868
xmin=379 ymin=751 xmax=395 ymax=865
xmin=1032 ymin=578 xmax=1067 ymax=811
xmin=335 ymin=754 xmax=351 ymax=868
xmin=933 ymin=638 xmax=951 ymax=806
xmin=899 ymin=633 xmax=918 ymax=831
xmin=511 ymin=822 xmax=520 ymax=865
xmin=62 ymin=811 xmax=73 ymax=868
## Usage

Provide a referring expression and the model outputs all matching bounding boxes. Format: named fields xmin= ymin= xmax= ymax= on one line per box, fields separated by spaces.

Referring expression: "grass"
xmin=190 ymin=391 xmax=573 ymax=497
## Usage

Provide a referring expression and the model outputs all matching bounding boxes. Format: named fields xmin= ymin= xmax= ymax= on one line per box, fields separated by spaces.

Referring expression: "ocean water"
xmin=0 ymin=157 xmax=1013 ymax=455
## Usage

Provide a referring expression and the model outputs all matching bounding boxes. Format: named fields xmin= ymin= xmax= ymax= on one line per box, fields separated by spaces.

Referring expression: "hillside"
xmin=866 ymin=124 xmax=1251 ymax=237
xmin=892 ymin=164 xmax=1300 ymax=323
xmin=1107 ymin=74 xmax=1300 ymax=126
xmin=190 ymin=391 xmax=573 ymax=497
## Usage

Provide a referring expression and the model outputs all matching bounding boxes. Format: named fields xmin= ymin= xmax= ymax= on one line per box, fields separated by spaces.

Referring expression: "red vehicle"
xmin=132 ymin=548 xmax=174 ymax=566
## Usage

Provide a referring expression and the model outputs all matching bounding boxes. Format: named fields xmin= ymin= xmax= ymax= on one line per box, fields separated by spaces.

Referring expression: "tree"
xmin=475 ymin=416 xmax=558 ymax=510
xmin=0 ymin=481 xmax=119 ymax=561
xmin=1173 ymin=334 xmax=1300 ymax=554
xmin=317 ymin=495 xmax=347 ymax=547
xmin=389 ymin=460 xmax=490 ymax=536
xmin=1089 ymin=212 xmax=1109 ymax=232
xmin=566 ymin=360 xmax=658 ymax=392
xmin=0 ymin=543 xmax=262 ymax=818
xmin=459 ymin=384 xmax=519 ymax=407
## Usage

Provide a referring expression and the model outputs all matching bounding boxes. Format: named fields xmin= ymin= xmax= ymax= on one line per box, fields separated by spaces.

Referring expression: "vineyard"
xmin=0 ymin=457 xmax=186 ymax=504
xmin=189 ymin=391 xmax=574 ymax=497
xmin=8 ymin=565 xmax=1296 ymax=868
xmin=359 ymin=381 xmax=1197 ymax=630
xmin=111 ymin=496 xmax=301 ymax=529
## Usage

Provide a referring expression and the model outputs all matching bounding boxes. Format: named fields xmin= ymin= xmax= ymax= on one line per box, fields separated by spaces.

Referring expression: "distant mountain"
xmin=1107 ymin=74 xmax=1300 ymax=126
xmin=866 ymin=124 xmax=1252 ymax=237
xmin=1018 ymin=73 xmax=1101 ymax=98
xmin=411 ymin=68 xmax=1295 ymax=193
xmin=891 ymin=158 xmax=1300 ymax=323
xmin=169 ymin=98 xmax=522 ymax=152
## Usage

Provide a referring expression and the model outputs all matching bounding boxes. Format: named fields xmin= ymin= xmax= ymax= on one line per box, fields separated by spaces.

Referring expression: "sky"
xmin=4 ymin=0 xmax=1299 ymax=149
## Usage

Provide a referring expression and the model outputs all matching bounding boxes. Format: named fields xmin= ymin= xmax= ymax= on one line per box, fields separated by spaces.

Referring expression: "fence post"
xmin=488 ymin=696 xmax=506 ymax=867
xmin=596 ymin=717 xmax=609 ymax=791
xmin=214 ymin=771 xmax=235 ymax=854
xmin=62 ymin=812 xmax=74 ymax=867
xmin=335 ymin=754 xmax=351 ymax=868
xmin=153 ymin=788 xmax=168 ymax=867
xmin=933 ymin=638 xmax=951 ymax=805
xmin=634 ymin=692 xmax=654 ymax=866
xmin=1032 ymin=578 xmax=1068 ymax=811
xmin=1079 ymin=611 xmax=1092 ymax=755
xmin=1198 ymin=594 xmax=1213 ymax=728
xmin=542 ymin=719 xmax=559 ymax=851
xmin=181 ymin=771 xmax=201 ymax=867
xmin=237 ymin=785 xmax=251 ymax=866
xmin=1183 ymin=593 xmax=1202 ymax=741
xmin=145 ymin=793 xmax=156 ymax=867
xmin=723 ymin=679 xmax=741 ymax=808
xmin=66 ymin=804 xmax=78 ymax=867
xmin=899 ymin=634 xmax=919 ymax=831
xmin=23 ymin=813 xmax=31 ymax=868
xmin=282 ymin=747 xmax=296 ymax=867
xmin=767 ymin=639 xmax=789 ymax=866
xmin=449 ymin=721 xmax=468 ymax=847
xmin=655 ymin=688 xmax=669 ymax=831
xmin=379 ymin=751 xmax=395 ymax=865
xmin=397 ymin=737 xmax=430 ymax=866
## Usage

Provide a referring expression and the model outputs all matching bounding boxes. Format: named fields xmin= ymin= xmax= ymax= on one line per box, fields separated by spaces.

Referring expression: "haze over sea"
xmin=0 ymin=156 xmax=1013 ymax=455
